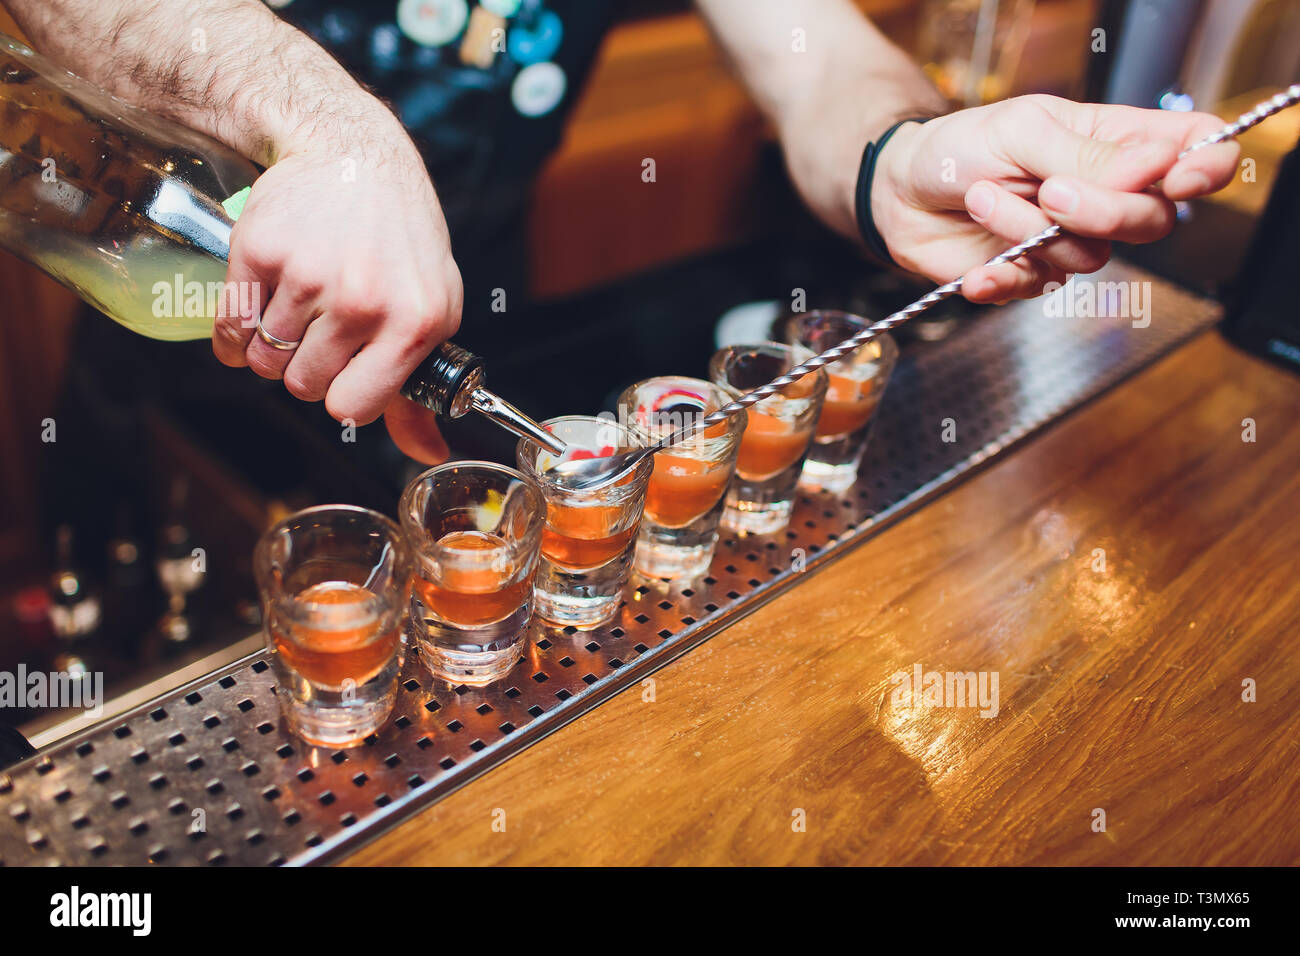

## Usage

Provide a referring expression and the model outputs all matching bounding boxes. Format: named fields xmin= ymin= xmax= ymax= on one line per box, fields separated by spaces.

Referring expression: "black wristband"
xmin=855 ymin=117 xmax=931 ymax=266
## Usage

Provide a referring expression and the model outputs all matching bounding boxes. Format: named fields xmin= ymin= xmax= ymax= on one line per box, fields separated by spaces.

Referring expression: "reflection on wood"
xmin=348 ymin=332 xmax=1300 ymax=865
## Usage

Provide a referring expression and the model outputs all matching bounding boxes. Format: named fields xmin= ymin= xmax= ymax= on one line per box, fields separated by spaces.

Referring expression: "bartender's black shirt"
xmin=263 ymin=0 xmax=616 ymax=273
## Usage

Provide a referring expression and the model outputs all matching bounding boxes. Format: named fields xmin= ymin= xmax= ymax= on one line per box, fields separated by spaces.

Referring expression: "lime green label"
xmin=221 ymin=185 xmax=252 ymax=221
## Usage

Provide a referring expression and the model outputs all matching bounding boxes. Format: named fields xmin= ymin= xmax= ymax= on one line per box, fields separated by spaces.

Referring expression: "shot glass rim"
xmin=254 ymin=503 xmax=411 ymax=628
xmin=617 ymin=375 xmax=747 ymax=454
xmin=516 ymin=414 xmax=655 ymax=500
xmin=784 ymin=310 xmax=899 ymax=369
xmin=398 ymin=459 xmax=546 ymax=561
xmin=708 ymin=341 xmax=830 ymax=409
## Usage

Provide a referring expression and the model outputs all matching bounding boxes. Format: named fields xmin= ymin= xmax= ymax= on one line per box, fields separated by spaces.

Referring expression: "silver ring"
xmin=255 ymin=317 xmax=302 ymax=351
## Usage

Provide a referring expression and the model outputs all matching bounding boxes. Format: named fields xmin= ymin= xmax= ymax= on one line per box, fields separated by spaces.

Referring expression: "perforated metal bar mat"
xmin=0 ymin=262 xmax=1223 ymax=866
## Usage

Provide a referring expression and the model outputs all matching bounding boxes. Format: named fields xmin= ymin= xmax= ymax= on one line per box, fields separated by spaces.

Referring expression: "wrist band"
xmin=855 ymin=116 xmax=932 ymax=266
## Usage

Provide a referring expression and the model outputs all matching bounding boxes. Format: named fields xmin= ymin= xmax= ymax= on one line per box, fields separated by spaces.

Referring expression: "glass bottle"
xmin=0 ymin=32 xmax=257 ymax=340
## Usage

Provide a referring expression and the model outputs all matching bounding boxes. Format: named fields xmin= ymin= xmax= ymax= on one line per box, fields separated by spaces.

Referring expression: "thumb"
xmin=1010 ymin=119 xmax=1180 ymax=192
xmin=384 ymin=395 xmax=450 ymax=465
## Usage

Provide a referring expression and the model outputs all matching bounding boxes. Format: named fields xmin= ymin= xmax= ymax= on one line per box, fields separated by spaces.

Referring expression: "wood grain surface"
xmin=347 ymin=330 xmax=1300 ymax=866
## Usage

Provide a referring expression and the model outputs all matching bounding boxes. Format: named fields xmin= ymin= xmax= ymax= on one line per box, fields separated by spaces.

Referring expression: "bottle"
xmin=46 ymin=525 xmax=100 ymax=642
xmin=44 ymin=525 xmax=102 ymax=722
xmin=0 ymin=33 xmax=256 ymax=340
xmin=0 ymin=33 xmax=563 ymax=452
xmin=154 ymin=476 xmax=203 ymax=643
xmin=103 ymin=502 xmax=149 ymax=634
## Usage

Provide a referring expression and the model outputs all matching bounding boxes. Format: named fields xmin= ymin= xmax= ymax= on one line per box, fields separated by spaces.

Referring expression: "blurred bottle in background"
xmin=917 ymin=0 xmax=1036 ymax=106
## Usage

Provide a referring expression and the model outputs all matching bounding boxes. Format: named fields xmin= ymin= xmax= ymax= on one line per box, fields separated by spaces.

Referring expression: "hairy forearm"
xmin=1 ymin=0 xmax=399 ymax=166
xmin=694 ymin=0 xmax=947 ymax=238
xmin=695 ymin=0 xmax=942 ymax=133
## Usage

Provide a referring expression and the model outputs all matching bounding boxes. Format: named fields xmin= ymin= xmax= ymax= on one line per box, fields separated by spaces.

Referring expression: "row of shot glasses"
xmin=254 ymin=311 xmax=897 ymax=746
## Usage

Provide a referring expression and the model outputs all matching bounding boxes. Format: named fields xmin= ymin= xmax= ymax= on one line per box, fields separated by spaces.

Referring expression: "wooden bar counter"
xmin=348 ymin=330 xmax=1300 ymax=866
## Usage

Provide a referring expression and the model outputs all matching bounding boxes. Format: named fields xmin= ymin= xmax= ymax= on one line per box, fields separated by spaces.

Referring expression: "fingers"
xmin=1037 ymin=175 xmax=1177 ymax=243
xmin=384 ymin=396 xmax=450 ymax=465
xmin=220 ymin=260 xmax=457 ymax=419
xmin=1085 ymin=104 xmax=1241 ymax=200
xmin=211 ymin=227 xmax=269 ymax=369
xmin=1009 ymin=107 xmax=1181 ymax=192
xmin=899 ymin=96 xmax=1243 ymax=301
xmin=212 ymin=308 xmax=254 ymax=369
xmin=1164 ymin=140 xmax=1240 ymax=200
xmin=991 ymin=98 xmax=1226 ymax=249
xmin=244 ymin=284 xmax=323 ymax=381
xmin=965 ymin=181 xmax=1110 ymax=274
xmin=962 ymin=255 xmax=1066 ymax=305
xmin=280 ymin=319 xmax=363 ymax=403
xmin=325 ymin=337 xmax=428 ymax=427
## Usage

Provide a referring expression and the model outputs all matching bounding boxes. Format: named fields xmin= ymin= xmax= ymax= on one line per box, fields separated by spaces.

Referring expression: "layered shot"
xmin=517 ymin=416 xmax=653 ymax=628
xmin=400 ymin=462 xmax=545 ymax=686
xmin=254 ymin=506 xmax=411 ymax=748
xmin=786 ymin=311 xmax=897 ymax=493
xmin=619 ymin=376 xmax=746 ymax=579
xmin=710 ymin=343 xmax=828 ymax=535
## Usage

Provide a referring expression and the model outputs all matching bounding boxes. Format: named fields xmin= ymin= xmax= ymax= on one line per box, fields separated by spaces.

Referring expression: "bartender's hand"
xmin=696 ymin=0 xmax=1240 ymax=304
xmin=871 ymin=95 xmax=1242 ymax=303
xmin=1 ymin=0 xmax=457 ymax=464
xmin=218 ymin=114 xmax=460 ymax=464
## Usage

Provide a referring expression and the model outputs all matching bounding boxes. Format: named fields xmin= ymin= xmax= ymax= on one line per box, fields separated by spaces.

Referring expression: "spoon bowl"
xmin=547 ymin=447 xmax=658 ymax=491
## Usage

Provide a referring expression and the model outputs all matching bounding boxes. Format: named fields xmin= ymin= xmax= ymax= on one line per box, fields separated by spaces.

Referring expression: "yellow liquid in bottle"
xmin=0 ymin=34 xmax=258 ymax=341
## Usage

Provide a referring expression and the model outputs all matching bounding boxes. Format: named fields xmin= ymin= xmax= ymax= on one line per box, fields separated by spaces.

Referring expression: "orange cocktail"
xmin=736 ymin=411 xmax=811 ymax=481
xmin=400 ymin=462 xmax=545 ymax=685
xmin=785 ymin=312 xmax=897 ymax=494
xmin=542 ymin=499 xmax=638 ymax=568
xmin=710 ymin=343 xmax=828 ymax=535
xmin=816 ymin=371 xmax=878 ymax=438
xmin=519 ymin=415 xmax=654 ymax=627
xmin=734 ymin=364 xmax=823 ymax=480
xmin=255 ymin=505 xmax=410 ymax=747
xmin=541 ymin=449 xmax=642 ymax=568
xmin=620 ymin=377 xmax=747 ymax=580
xmin=413 ymin=530 xmax=532 ymax=627
xmin=272 ymin=581 xmax=398 ymax=688
xmin=645 ymin=453 xmax=732 ymax=527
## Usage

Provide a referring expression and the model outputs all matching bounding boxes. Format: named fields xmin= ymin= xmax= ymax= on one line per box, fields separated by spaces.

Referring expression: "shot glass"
xmin=786 ymin=311 xmax=898 ymax=494
xmin=709 ymin=343 xmax=828 ymax=535
xmin=400 ymin=461 xmax=545 ymax=686
xmin=517 ymin=415 xmax=653 ymax=628
xmin=254 ymin=506 xmax=410 ymax=748
xmin=618 ymin=376 xmax=745 ymax=579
